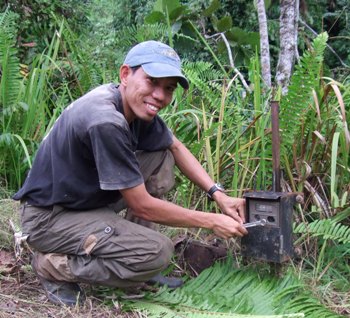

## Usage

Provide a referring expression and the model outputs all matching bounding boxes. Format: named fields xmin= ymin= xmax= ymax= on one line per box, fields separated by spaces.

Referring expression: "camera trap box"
xmin=241 ymin=191 xmax=301 ymax=263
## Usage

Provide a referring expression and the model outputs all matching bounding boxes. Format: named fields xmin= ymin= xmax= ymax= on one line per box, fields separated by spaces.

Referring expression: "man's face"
xmin=121 ymin=66 xmax=178 ymax=122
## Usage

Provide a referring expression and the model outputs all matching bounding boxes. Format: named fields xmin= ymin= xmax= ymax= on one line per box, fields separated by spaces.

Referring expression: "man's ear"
xmin=119 ymin=65 xmax=131 ymax=86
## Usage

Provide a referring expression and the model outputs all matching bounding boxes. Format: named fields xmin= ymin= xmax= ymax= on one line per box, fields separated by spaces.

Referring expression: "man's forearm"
xmin=121 ymin=183 xmax=213 ymax=227
xmin=168 ymin=135 xmax=246 ymax=222
xmin=169 ymin=136 xmax=215 ymax=193
xmin=120 ymin=183 xmax=247 ymax=238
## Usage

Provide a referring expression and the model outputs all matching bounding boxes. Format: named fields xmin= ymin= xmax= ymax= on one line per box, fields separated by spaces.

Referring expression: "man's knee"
xmin=127 ymin=232 xmax=174 ymax=272
xmin=32 ymin=252 xmax=76 ymax=282
xmin=139 ymin=150 xmax=175 ymax=197
xmin=156 ymin=235 xmax=174 ymax=269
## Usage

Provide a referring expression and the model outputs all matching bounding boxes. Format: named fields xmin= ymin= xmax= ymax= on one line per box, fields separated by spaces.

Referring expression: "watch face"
xmin=216 ymin=183 xmax=225 ymax=191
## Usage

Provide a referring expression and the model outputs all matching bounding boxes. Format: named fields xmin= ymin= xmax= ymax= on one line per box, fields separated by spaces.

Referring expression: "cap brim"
xmin=142 ymin=63 xmax=189 ymax=89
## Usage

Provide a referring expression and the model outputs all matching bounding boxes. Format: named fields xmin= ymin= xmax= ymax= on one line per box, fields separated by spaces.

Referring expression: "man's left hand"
xmin=212 ymin=192 xmax=246 ymax=224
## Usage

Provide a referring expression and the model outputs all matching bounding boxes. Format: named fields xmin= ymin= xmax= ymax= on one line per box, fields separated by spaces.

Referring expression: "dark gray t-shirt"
xmin=13 ymin=83 xmax=173 ymax=209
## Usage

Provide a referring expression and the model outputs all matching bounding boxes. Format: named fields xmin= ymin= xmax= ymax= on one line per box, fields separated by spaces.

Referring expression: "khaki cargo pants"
xmin=20 ymin=150 xmax=175 ymax=287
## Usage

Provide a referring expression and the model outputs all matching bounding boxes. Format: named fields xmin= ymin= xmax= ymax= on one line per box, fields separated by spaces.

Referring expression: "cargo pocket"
xmin=79 ymin=223 xmax=116 ymax=256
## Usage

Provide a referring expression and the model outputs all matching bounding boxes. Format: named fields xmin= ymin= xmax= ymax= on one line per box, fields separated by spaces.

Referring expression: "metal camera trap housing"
xmin=241 ymin=191 xmax=300 ymax=263
xmin=241 ymin=101 xmax=302 ymax=263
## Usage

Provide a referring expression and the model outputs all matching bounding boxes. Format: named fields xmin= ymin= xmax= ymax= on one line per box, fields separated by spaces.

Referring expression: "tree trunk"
xmin=294 ymin=0 xmax=300 ymax=62
xmin=256 ymin=0 xmax=271 ymax=88
xmin=276 ymin=0 xmax=299 ymax=94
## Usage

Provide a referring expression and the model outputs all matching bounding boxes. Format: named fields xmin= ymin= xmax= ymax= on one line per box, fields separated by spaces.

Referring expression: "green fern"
xmin=0 ymin=8 xmax=18 ymax=39
xmin=294 ymin=219 xmax=350 ymax=244
xmin=279 ymin=32 xmax=328 ymax=153
xmin=114 ymin=23 xmax=169 ymax=55
xmin=131 ymin=301 xmax=304 ymax=318
xmin=0 ymin=9 xmax=21 ymax=113
xmin=117 ymin=260 xmax=342 ymax=318
xmin=183 ymin=61 xmax=224 ymax=108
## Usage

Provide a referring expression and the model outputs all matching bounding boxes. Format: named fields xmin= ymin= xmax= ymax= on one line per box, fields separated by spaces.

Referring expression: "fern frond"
xmin=115 ymin=23 xmax=169 ymax=51
xmin=129 ymin=301 xmax=304 ymax=318
xmin=294 ymin=219 xmax=350 ymax=244
xmin=279 ymin=32 xmax=328 ymax=153
xmin=183 ymin=61 xmax=224 ymax=108
xmin=119 ymin=260 xmax=341 ymax=317
xmin=0 ymin=10 xmax=21 ymax=111
xmin=0 ymin=8 xmax=18 ymax=38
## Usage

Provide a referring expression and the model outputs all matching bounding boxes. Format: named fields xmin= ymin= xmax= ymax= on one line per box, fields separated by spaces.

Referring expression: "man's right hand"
xmin=211 ymin=213 xmax=248 ymax=239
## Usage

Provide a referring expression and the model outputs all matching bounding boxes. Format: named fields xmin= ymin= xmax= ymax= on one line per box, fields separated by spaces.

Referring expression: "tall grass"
xmin=1 ymin=20 xmax=64 ymax=191
xmin=0 ymin=16 xmax=104 ymax=193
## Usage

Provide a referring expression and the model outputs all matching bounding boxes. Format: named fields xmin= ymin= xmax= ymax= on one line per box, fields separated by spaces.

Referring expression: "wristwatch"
xmin=207 ymin=183 xmax=225 ymax=201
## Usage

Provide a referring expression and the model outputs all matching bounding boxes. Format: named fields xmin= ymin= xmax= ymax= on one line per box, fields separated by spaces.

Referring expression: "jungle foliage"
xmin=0 ymin=0 xmax=349 ymax=317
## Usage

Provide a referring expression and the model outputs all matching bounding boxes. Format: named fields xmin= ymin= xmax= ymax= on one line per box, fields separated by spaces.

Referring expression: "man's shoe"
xmin=31 ymin=256 xmax=85 ymax=306
xmin=147 ymin=273 xmax=183 ymax=289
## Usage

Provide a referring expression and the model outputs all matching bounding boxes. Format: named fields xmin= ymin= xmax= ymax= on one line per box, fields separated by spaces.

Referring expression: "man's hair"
xmin=130 ymin=66 xmax=140 ymax=73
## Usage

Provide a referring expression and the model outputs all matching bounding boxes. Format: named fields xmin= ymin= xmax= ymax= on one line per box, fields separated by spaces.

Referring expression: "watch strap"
xmin=207 ymin=183 xmax=225 ymax=200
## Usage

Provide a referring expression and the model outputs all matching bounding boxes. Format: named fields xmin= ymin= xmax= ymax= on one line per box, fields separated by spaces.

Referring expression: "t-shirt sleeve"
xmin=88 ymin=123 xmax=144 ymax=190
xmin=137 ymin=115 xmax=173 ymax=151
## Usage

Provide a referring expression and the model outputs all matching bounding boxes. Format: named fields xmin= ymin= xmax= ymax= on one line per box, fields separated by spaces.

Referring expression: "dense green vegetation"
xmin=0 ymin=0 xmax=349 ymax=317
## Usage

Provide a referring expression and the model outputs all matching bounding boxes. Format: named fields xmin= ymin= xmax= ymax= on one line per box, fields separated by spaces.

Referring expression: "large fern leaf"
xmin=131 ymin=301 xmax=304 ymax=318
xmin=294 ymin=219 xmax=350 ymax=244
xmin=114 ymin=23 xmax=169 ymax=60
xmin=120 ymin=260 xmax=342 ymax=317
xmin=0 ymin=9 xmax=21 ymax=111
xmin=279 ymin=32 xmax=328 ymax=154
xmin=183 ymin=61 xmax=224 ymax=106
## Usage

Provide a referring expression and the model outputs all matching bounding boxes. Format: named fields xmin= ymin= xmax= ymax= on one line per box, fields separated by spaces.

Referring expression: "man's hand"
xmin=211 ymin=213 xmax=248 ymax=239
xmin=212 ymin=191 xmax=246 ymax=224
xmin=169 ymin=136 xmax=247 ymax=236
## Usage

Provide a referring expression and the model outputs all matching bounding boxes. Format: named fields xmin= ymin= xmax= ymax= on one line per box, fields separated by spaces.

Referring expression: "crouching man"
xmin=13 ymin=41 xmax=247 ymax=306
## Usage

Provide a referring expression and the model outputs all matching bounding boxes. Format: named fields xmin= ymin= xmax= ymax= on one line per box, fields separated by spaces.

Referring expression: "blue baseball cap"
xmin=124 ymin=41 xmax=189 ymax=89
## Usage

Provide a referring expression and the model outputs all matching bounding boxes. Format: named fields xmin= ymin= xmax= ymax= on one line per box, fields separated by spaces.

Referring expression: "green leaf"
xmin=169 ymin=6 xmax=187 ymax=21
xmin=203 ymin=0 xmax=221 ymax=17
xmin=330 ymin=132 xmax=340 ymax=207
xmin=216 ymin=16 xmax=232 ymax=32
xmin=145 ymin=11 xmax=166 ymax=24
xmin=211 ymin=15 xmax=219 ymax=30
xmin=154 ymin=0 xmax=181 ymax=16
xmin=294 ymin=218 xmax=350 ymax=244
xmin=264 ymin=0 xmax=272 ymax=9
xmin=226 ymin=28 xmax=260 ymax=47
